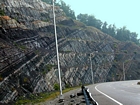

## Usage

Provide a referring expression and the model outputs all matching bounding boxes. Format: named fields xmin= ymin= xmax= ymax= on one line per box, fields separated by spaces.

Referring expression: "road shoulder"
xmin=87 ymin=84 xmax=119 ymax=105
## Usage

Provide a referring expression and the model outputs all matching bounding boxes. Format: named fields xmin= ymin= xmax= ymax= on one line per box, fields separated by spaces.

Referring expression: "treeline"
xmin=77 ymin=14 xmax=139 ymax=45
xmin=42 ymin=0 xmax=140 ymax=45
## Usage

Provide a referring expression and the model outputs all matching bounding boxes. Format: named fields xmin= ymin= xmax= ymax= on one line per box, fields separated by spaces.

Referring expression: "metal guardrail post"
xmin=81 ymin=86 xmax=98 ymax=105
xmin=83 ymin=88 xmax=90 ymax=105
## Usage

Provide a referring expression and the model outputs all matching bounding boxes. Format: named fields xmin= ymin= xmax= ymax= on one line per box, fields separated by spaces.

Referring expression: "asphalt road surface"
xmin=88 ymin=80 xmax=140 ymax=105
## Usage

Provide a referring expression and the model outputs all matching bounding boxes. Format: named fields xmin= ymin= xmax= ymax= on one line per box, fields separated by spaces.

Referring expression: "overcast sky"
xmin=62 ymin=0 xmax=140 ymax=38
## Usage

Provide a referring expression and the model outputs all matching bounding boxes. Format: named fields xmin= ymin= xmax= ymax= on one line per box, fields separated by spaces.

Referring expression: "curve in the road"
xmin=95 ymin=84 xmax=123 ymax=105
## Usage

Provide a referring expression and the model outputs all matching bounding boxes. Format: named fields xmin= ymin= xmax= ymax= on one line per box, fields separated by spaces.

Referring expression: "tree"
xmin=101 ymin=21 xmax=108 ymax=33
xmin=115 ymin=26 xmax=131 ymax=41
xmin=116 ymin=28 xmax=124 ymax=41
xmin=77 ymin=14 xmax=102 ymax=29
xmin=87 ymin=15 xmax=96 ymax=26
xmin=130 ymin=32 xmax=139 ymax=44
xmin=95 ymin=19 xmax=103 ymax=29
xmin=42 ymin=0 xmax=76 ymax=19
xmin=77 ymin=13 xmax=89 ymax=24
xmin=107 ymin=24 xmax=116 ymax=37
xmin=59 ymin=0 xmax=76 ymax=19
xmin=42 ymin=0 xmax=140 ymax=45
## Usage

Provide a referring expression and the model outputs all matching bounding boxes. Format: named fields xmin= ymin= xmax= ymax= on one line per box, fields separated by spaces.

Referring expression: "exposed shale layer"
xmin=0 ymin=0 xmax=140 ymax=104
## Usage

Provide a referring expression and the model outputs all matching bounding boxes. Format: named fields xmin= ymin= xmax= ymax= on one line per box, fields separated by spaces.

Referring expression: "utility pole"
xmin=123 ymin=62 xmax=125 ymax=81
xmin=90 ymin=53 xmax=94 ymax=84
xmin=52 ymin=0 xmax=63 ymax=100
xmin=123 ymin=55 xmax=134 ymax=81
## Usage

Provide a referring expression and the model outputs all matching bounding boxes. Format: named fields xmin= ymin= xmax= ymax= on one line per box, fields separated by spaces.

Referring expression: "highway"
xmin=88 ymin=80 xmax=140 ymax=105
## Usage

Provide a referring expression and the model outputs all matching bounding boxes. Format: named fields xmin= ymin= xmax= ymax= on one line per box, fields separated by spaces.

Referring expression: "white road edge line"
xmin=95 ymin=85 xmax=123 ymax=105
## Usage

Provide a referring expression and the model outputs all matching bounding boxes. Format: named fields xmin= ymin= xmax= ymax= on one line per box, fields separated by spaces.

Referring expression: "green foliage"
xmin=77 ymin=13 xmax=140 ymax=45
xmin=59 ymin=50 xmax=72 ymax=53
xmin=19 ymin=45 xmax=27 ymax=50
xmin=73 ymin=20 xmax=86 ymax=27
xmin=15 ymin=92 xmax=53 ymax=105
xmin=124 ymin=60 xmax=129 ymax=63
xmin=35 ymin=50 xmax=39 ymax=55
xmin=0 ymin=9 xmax=5 ymax=16
xmin=79 ymin=82 xmax=82 ymax=86
xmin=46 ymin=64 xmax=54 ymax=71
xmin=42 ymin=18 xmax=50 ymax=22
xmin=65 ymin=84 xmax=70 ymax=88
xmin=42 ymin=0 xmax=139 ymax=45
xmin=29 ymin=94 xmax=37 ymax=99
xmin=23 ymin=77 xmax=29 ymax=83
xmin=15 ymin=86 xmax=80 ymax=105
xmin=13 ymin=42 xmax=17 ymax=46
xmin=123 ymin=50 xmax=128 ymax=54
xmin=59 ymin=0 xmax=76 ymax=19
xmin=14 ymin=43 xmax=27 ymax=50
xmin=42 ymin=64 xmax=55 ymax=75
xmin=42 ymin=0 xmax=76 ymax=20
xmin=114 ymin=43 xmax=117 ymax=48
xmin=14 ymin=17 xmax=18 ymax=21
xmin=15 ymin=98 xmax=31 ymax=105
xmin=53 ymin=83 xmax=59 ymax=90
xmin=0 ymin=75 xmax=3 ymax=82
xmin=134 ymin=51 xmax=137 ymax=54
xmin=102 ymin=21 xmax=108 ymax=33
xmin=77 ymin=14 xmax=103 ymax=30
xmin=114 ymin=60 xmax=118 ymax=63
xmin=11 ymin=87 xmax=16 ymax=91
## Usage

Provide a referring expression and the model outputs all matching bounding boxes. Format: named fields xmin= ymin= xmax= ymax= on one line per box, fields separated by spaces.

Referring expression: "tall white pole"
xmin=90 ymin=53 xmax=94 ymax=84
xmin=52 ymin=0 xmax=63 ymax=96
xmin=123 ymin=62 xmax=125 ymax=81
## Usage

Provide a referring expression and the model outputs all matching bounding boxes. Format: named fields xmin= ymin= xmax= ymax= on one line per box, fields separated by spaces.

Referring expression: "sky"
xmin=62 ymin=0 xmax=140 ymax=38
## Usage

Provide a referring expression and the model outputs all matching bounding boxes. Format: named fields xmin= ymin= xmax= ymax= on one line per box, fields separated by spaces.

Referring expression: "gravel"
xmin=36 ymin=88 xmax=86 ymax=105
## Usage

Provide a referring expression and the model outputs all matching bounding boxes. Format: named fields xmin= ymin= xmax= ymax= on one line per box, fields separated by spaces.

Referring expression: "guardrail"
xmin=81 ymin=85 xmax=98 ymax=105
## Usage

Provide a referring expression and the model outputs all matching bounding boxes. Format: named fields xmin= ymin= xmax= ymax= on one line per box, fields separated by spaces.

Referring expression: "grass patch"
xmin=53 ymin=83 xmax=59 ymax=91
xmin=73 ymin=20 xmax=86 ymax=27
xmin=42 ymin=18 xmax=50 ymax=22
xmin=14 ymin=86 xmax=80 ymax=105
xmin=46 ymin=64 xmax=54 ymax=71
xmin=42 ymin=64 xmax=56 ymax=75
xmin=14 ymin=42 xmax=27 ymax=50
xmin=15 ymin=91 xmax=60 ymax=105
xmin=0 ymin=9 xmax=5 ymax=16
xmin=86 ymin=26 xmax=104 ymax=34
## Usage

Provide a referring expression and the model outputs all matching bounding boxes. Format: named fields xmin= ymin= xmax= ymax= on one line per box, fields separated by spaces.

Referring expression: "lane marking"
xmin=95 ymin=85 xmax=123 ymax=105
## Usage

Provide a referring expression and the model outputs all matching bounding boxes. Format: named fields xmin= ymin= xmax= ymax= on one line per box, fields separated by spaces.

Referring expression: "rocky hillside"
xmin=0 ymin=0 xmax=140 ymax=104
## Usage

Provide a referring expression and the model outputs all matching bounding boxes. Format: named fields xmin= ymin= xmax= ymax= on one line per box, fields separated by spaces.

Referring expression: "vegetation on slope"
xmin=42 ymin=0 xmax=76 ymax=19
xmin=77 ymin=14 xmax=139 ymax=45
xmin=14 ymin=86 xmax=80 ymax=105
xmin=41 ymin=0 xmax=140 ymax=45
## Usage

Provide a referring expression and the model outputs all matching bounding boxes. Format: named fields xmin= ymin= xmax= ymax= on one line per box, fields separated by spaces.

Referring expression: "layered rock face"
xmin=0 ymin=0 xmax=140 ymax=104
